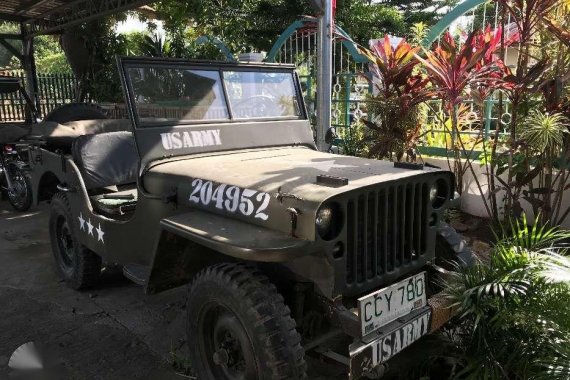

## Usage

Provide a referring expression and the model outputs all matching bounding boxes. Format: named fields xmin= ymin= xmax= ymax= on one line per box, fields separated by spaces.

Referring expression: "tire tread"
xmin=187 ymin=263 xmax=307 ymax=379
xmin=50 ymin=192 xmax=101 ymax=289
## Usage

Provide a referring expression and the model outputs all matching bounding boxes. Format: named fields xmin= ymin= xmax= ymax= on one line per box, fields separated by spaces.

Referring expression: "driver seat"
xmin=71 ymin=131 xmax=139 ymax=217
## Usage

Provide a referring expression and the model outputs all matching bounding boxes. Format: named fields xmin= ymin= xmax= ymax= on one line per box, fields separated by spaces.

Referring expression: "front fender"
xmin=146 ymin=209 xmax=316 ymax=294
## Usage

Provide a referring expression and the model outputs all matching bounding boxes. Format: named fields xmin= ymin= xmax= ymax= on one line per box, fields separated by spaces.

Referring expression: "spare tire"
xmin=44 ymin=103 xmax=108 ymax=124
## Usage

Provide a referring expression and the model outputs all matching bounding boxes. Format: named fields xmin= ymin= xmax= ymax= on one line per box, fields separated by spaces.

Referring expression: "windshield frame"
xmin=118 ymin=57 xmax=307 ymax=129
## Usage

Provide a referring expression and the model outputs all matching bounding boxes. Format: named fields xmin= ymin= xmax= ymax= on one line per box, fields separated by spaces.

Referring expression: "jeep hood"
xmin=143 ymin=146 xmax=445 ymax=240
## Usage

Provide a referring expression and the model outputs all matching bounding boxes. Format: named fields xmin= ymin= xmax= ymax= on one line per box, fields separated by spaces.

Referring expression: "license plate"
xmin=358 ymin=272 xmax=426 ymax=336
xmin=349 ymin=309 xmax=431 ymax=379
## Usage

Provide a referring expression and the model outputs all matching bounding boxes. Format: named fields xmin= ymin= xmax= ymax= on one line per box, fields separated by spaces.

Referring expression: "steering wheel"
xmin=232 ymin=95 xmax=281 ymax=118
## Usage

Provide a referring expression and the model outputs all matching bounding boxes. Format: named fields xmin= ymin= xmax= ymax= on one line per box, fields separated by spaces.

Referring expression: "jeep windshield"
xmin=124 ymin=64 xmax=303 ymax=127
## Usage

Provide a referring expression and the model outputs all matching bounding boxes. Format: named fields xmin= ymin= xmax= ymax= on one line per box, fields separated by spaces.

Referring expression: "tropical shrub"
xmin=336 ymin=122 xmax=369 ymax=157
xmin=415 ymin=27 xmax=506 ymax=202
xmin=477 ymin=0 xmax=570 ymax=225
xmin=442 ymin=218 xmax=570 ymax=379
xmin=358 ymin=36 xmax=433 ymax=161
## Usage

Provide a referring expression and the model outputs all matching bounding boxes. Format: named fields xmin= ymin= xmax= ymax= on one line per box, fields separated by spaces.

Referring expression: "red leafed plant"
xmin=415 ymin=28 xmax=506 ymax=205
xmin=416 ymin=29 xmax=506 ymax=113
xmin=471 ymin=26 xmax=516 ymax=104
xmin=357 ymin=36 xmax=434 ymax=161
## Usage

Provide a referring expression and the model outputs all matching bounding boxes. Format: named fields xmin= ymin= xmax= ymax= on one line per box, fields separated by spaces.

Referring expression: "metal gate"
xmin=0 ymin=70 xmax=79 ymax=122
xmin=265 ymin=18 xmax=371 ymax=136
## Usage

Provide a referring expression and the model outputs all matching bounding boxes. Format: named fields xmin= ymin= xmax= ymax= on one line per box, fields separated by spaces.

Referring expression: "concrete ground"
xmin=0 ymin=202 xmax=191 ymax=380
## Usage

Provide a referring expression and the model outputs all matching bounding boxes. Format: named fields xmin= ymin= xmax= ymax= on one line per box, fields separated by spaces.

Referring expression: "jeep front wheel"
xmin=49 ymin=193 xmax=101 ymax=289
xmin=187 ymin=263 xmax=307 ymax=380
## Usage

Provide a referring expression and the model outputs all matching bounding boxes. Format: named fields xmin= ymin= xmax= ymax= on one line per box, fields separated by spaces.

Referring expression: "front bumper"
xmin=346 ymin=292 xmax=454 ymax=379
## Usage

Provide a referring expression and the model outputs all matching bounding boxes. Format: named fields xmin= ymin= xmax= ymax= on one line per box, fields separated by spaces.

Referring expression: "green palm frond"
xmin=538 ymin=251 xmax=570 ymax=284
xmin=535 ymin=340 xmax=570 ymax=380
xmin=441 ymin=215 xmax=570 ymax=379
xmin=498 ymin=215 xmax=570 ymax=252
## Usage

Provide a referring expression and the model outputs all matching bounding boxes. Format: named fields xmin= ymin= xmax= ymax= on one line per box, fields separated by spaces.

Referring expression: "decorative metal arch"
xmin=195 ymin=35 xmax=237 ymax=62
xmin=421 ymin=0 xmax=488 ymax=48
xmin=265 ymin=17 xmax=369 ymax=63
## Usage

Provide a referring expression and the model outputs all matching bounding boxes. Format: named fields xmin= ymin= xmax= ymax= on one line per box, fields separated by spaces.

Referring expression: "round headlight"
xmin=429 ymin=184 xmax=438 ymax=202
xmin=430 ymin=178 xmax=449 ymax=209
xmin=316 ymin=207 xmax=333 ymax=238
xmin=316 ymin=203 xmax=343 ymax=240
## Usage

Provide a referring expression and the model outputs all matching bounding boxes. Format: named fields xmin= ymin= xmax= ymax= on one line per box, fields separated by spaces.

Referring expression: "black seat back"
xmin=72 ymin=132 xmax=138 ymax=190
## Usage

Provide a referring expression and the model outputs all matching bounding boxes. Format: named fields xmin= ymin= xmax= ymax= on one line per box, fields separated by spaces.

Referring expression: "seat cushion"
xmin=91 ymin=188 xmax=138 ymax=216
xmin=72 ymin=132 xmax=138 ymax=190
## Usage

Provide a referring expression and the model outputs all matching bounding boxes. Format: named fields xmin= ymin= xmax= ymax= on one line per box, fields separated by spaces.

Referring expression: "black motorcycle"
xmin=0 ymin=76 xmax=37 ymax=212
xmin=0 ymin=141 xmax=32 ymax=211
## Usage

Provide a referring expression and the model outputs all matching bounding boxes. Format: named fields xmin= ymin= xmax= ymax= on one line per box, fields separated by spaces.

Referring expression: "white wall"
xmin=425 ymin=157 xmax=570 ymax=228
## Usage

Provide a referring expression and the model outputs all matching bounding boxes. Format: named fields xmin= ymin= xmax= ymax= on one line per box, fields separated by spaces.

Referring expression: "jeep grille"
xmin=341 ymin=181 xmax=431 ymax=294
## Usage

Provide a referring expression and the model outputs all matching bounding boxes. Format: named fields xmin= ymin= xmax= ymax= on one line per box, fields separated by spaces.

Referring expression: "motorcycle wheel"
xmin=5 ymin=162 xmax=33 ymax=212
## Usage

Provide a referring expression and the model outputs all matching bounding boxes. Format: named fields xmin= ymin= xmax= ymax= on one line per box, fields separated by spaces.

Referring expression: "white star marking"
xmin=86 ymin=219 xmax=94 ymax=236
xmin=96 ymin=223 xmax=105 ymax=243
xmin=78 ymin=213 xmax=86 ymax=231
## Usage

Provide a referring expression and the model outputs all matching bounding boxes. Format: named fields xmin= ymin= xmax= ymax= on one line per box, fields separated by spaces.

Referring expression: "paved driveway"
xmin=0 ymin=202 xmax=194 ymax=379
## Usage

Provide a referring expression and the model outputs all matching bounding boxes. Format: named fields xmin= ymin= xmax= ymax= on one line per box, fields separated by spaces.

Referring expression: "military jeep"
xmin=29 ymin=57 xmax=471 ymax=379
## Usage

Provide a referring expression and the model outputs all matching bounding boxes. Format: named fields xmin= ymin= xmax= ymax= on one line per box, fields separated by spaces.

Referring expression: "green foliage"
xmin=0 ymin=22 xmax=71 ymax=73
xmin=153 ymin=0 xmax=408 ymax=53
xmin=443 ymin=217 xmax=570 ymax=379
xmin=0 ymin=22 xmax=20 ymax=68
xmin=61 ymin=15 xmax=129 ymax=102
xmin=135 ymin=33 xmax=174 ymax=57
xmin=520 ymin=110 xmax=569 ymax=153
xmin=34 ymin=36 xmax=71 ymax=74
xmin=472 ymin=0 xmax=570 ymax=225
xmin=409 ymin=22 xmax=429 ymax=45
xmin=154 ymin=0 xmax=312 ymax=53
xmin=335 ymin=1 xmax=406 ymax=44
xmin=123 ymin=31 xmax=150 ymax=56
xmin=337 ymin=123 xmax=369 ymax=157
xmin=383 ymin=0 xmax=458 ymax=26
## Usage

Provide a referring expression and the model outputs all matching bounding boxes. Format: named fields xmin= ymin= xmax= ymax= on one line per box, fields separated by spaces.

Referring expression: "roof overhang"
xmin=0 ymin=0 xmax=153 ymax=36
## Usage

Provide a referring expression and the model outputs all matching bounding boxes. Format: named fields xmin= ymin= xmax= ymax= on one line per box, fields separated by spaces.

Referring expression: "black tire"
xmin=5 ymin=163 xmax=32 ymax=212
xmin=44 ymin=103 xmax=108 ymax=124
xmin=49 ymin=192 xmax=101 ymax=290
xmin=187 ymin=263 xmax=307 ymax=380
xmin=436 ymin=222 xmax=474 ymax=268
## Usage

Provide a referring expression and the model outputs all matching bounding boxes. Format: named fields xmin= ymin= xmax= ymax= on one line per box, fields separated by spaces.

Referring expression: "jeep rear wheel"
xmin=49 ymin=193 xmax=101 ymax=289
xmin=187 ymin=263 xmax=307 ymax=380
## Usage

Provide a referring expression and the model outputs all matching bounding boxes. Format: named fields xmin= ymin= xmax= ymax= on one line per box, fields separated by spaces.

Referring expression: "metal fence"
xmin=0 ymin=70 xmax=79 ymax=122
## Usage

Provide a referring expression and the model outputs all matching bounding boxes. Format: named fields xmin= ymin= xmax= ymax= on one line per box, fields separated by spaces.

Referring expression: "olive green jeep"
xmin=28 ymin=57 xmax=472 ymax=379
